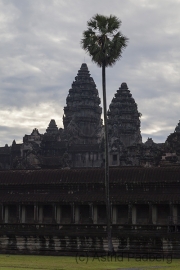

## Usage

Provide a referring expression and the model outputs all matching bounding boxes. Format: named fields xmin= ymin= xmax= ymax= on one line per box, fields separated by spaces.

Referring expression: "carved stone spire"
xmin=46 ymin=119 xmax=58 ymax=134
xmin=12 ymin=140 xmax=16 ymax=145
xmin=175 ymin=120 xmax=180 ymax=133
xmin=108 ymin=82 xmax=142 ymax=147
xmin=63 ymin=63 xmax=102 ymax=144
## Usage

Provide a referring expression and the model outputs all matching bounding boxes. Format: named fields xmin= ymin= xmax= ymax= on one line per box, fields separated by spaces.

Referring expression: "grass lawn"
xmin=0 ymin=254 xmax=179 ymax=270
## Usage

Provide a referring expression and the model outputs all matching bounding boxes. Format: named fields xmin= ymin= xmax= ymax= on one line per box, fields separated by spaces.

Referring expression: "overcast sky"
xmin=0 ymin=0 xmax=180 ymax=146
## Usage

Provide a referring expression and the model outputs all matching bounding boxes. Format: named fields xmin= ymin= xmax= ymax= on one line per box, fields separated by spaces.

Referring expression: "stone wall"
xmin=0 ymin=224 xmax=179 ymax=257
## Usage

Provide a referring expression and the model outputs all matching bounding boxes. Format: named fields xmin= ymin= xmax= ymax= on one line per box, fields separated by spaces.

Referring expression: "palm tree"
xmin=81 ymin=14 xmax=128 ymax=253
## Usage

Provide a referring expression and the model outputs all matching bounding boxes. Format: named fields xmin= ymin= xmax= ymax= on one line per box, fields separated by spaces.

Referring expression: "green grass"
xmin=0 ymin=254 xmax=179 ymax=270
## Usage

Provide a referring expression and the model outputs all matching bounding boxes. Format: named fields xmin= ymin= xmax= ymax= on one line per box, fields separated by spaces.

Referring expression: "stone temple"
xmin=0 ymin=63 xmax=180 ymax=256
xmin=0 ymin=63 xmax=180 ymax=170
xmin=62 ymin=63 xmax=103 ymax=168
xmin=108 ymin=82 xmax=142 ymax=166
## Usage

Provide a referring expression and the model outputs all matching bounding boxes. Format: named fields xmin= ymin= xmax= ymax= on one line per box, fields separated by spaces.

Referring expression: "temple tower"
xmin=108 ymin=82 xmax=142 ymax=147
xmin=63 ymin=63 xmax=103 ymax=167
xmin=63 ymin=63 xmax=102 ymax=145
xmin=175 ymin=120 xmax=180 ymax=133
xmin=162 ymin=120 xmax=180 ymax=165
xmin=107 ymin=83 xmax=142 ymax=166
xmin=45 ymin=119 xmax=59 ymax=135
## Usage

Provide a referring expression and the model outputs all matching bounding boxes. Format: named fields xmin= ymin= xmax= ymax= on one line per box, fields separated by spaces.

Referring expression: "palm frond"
xmin=81 ymin=14 xmax=128 ymax=67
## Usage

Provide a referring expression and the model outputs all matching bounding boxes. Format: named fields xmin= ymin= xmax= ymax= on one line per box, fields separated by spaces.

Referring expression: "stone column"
xmin=172 ymin=204 xmax=178 ymax=224
xmin=110 ymin=203 xmax=113 ymax=222
xmin=89 ymin=203 xmax=93 ymax=223
xmin=112 ymin=205 xmax=117 ymax=224
xmin=18 ymin=204 xmax=21 ymax=223
xmin=1 ymin=204 xmax=3 ymax=223
xmin=93 ymin=205 xmax=98 ymax=224
xmin=148 ymin=203 xmax=153 ymax=224
xmin=34 ymin=203 xmax=38 ymax=223
xmin=132 ymin=205 xmax=136 ymax=225
xmin=0 ymin=204 xmax=3 ymax=223
xmin=52 ymin=204 xmax=56 ymax=223
xmin=22 ymin=205 xmax=26 ymax=223
xmin=75 ymin=205 xmax=80 ymax=223
xmin=128 ymin=203 xmax=132 ymax=224
xmin=71 ymin=203 xmax=75 ymax=223
xmin=56 ymin=205 xmax=61 ymax=223
xmin=86 ymin=153 xmax=89 ymax=167
xmin=169 ymin=203 xmax=173 ymax=224
xmin=152 ymin=205 xmax=157 ymax=225
xmin=39 ymin=205 xmax=43 ymax=223
xmin=117 ymin=154 xmax=120 ymax=166
xmin=4 ymin=205 xmax=8 ymax=223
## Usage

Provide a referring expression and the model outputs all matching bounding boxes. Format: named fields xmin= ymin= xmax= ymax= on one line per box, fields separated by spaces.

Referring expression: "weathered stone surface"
xmin=175 ymin=120 xmax=180 ymax=133
xmin=107 ymin=82 xmax=142 ymax=166
xmin=63 ymin=63 xmax=102 ymax=145
xmin=0 ymin=232 xmax=178 ymax=256
xmin=159 ymin=120 xmax=180 ymax=166
xmin=62 ymin=63 xmax=103 ymax=167
xmin=0 ymin=167 xmax=179 ymax=255
xmin=108 ymin=82 xmax=142 ymax=147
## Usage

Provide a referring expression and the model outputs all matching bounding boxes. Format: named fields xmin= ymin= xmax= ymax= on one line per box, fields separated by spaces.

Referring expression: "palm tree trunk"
xmin=102 ymin=62 xmax=113 ymax=253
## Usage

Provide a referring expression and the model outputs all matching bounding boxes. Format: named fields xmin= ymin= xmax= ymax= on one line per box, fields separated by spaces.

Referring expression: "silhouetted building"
xmin=0 ymin=63 xmax=180 ymax=169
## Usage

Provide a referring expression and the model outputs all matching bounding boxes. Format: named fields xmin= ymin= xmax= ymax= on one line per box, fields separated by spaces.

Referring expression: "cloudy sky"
xmin=0 ymin=0 xmax=180 ymax=146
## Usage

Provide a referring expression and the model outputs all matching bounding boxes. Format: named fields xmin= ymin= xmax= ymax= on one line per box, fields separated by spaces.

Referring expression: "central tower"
xmin=63 ymin=63 xmax=102 ymax=145
xmin=63 ymin=63 xmax=103 ymax=167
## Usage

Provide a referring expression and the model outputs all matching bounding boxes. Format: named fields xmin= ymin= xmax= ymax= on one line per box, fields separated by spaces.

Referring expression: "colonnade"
xmin=0 ymin=203 xmax=179 ymax=225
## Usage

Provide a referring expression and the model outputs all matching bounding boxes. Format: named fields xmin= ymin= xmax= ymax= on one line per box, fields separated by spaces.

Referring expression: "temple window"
xmin=157 ymin=205 xmax=169 ymax=225
xmin=25 ymin=205 xmax=34 ymax=223
xmin=8 ymin=205 xmax=17 ymax=223
xmin=43 ymin=205 xmax=53 ymax=224
xmin=112 ymin=154 xmax=117 ymax=165
xmin=117 ymin=205 xmax=128 ymax=224
xmin=79 ymin=205 xmax=90 ymax=224
xmin=136 ymin=205 xmax=149 ymax=224
xmin=97 ymin=205 xmax=106 ymax=224
xmin=61 ymin=205 xmax=71 ymax=224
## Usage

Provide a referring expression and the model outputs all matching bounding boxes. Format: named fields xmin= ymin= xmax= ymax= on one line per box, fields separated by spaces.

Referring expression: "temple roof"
xmin=63 ymin=63 xmax=102 ymax=144
xmin=0 ymin=192 xmax=179 ymax=203
xmin=175 ymin=120 xmax=180 ymax=133
xmin=46 ymin=119 xmax=59 ymax=134
xmin=144 ymin=138 xmax=155 ymax=147
xmin=120 ymin=82 xmax=128 ymax=90
xmin=108 ymin=82 xmax=142 ymax=146
xmin=69 ymin=63 xmax=98 ymax=93
xmin=0 ymin=167 xmax=179 ymax=185
xmin=77 ymin=63 xmax=90 ymax=78
xmin=0 ymin=146 xmax=10 ymax=154
xmin=31 ymin=128 xmax=41 ymax=136
xmin=0 ymin=167 xmax=179 ymax=203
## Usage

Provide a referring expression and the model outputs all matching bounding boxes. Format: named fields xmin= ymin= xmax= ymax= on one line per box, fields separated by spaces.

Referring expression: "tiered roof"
xmin=0 ymin=167 xmax=179 ymax=203
xmin=46 ymin=119 xmax=59 ymax=134
xmin=108 ymin=82 xmax=142 ymax=146
xmin=175 ymin=120 xmax=180 ymax=133
xmin=63 ymin=63 xmax=102 ymax=144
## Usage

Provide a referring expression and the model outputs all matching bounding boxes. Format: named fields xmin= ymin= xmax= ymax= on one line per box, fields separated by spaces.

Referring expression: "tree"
xmin=81 ymin=14 xmax=128 ymax=253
